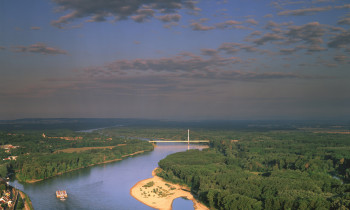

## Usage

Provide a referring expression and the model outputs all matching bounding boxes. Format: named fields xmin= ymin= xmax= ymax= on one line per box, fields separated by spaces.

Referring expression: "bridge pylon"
xmin=148 ymin=129 xmax=209 ymax=144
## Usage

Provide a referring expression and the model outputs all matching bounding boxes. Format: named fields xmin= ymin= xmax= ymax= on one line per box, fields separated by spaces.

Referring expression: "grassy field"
xmin=54 ymin=144 xmax=126 ymax=153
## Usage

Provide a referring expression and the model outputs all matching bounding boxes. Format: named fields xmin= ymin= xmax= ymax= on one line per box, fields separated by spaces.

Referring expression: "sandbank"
xmin=130 ymin=168 xmax=209 ymax=210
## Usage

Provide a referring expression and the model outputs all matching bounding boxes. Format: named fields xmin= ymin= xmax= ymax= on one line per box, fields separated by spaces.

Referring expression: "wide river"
xmin=11 ymin=143 xmax=207 ymax=210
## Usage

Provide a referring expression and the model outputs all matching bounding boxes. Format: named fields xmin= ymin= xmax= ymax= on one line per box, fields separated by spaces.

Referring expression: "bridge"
xmin=148 ymin=140 xmax=210 ymax=143
xmin=148 ymin=129 xmax=209 ymax=143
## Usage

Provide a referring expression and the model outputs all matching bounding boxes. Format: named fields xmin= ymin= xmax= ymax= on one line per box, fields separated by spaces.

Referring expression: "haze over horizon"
xmin=1 ymin=0 xmax=350 ymax=121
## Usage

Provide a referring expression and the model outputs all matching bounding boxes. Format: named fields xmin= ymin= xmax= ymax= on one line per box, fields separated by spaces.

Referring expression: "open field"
xmin=54 ymin=144 xmax=126 ymax=153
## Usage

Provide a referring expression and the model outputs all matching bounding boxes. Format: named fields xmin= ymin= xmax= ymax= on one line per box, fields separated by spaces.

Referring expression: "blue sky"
xmin=1 ymin=0 xmax=350 ymax=120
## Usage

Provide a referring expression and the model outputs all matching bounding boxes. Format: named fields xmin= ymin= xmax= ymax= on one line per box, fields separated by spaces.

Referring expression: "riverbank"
xmin=19 ymin=190 xmax=34 ymax=210
xmin=19 ymin=149 xmax=151 ymax=183
xmin=130 ymin=168 xmax=209 ymax=210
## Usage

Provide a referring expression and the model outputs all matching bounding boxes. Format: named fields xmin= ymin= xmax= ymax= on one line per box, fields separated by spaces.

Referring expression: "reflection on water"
xmin=11 ymin=143 xmax=207 ymax=210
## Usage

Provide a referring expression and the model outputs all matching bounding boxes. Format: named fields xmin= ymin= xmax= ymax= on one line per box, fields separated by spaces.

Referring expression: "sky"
xmin=0 ymin=0 xmax=350 ymax=121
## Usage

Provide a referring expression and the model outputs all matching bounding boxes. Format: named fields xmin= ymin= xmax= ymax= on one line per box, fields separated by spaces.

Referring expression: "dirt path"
xmin=19 ymin=191 xmax=30 ymax=210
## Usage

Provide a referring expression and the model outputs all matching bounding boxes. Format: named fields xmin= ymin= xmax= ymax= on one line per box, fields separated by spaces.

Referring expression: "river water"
xmin=11 ymin=143 xmax=207 ymax=210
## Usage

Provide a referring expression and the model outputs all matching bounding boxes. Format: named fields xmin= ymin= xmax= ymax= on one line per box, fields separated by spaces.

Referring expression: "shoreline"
xmin=130 ymin=168 xmax=209 ymax=210
xmin=20 ymin=149 xmax=151 ymax=183
xmin=19 ymin=190 xmax=34 ymax=210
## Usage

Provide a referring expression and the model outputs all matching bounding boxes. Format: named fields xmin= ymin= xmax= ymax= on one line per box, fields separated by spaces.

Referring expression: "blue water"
xmin=172 ymin=197 xmax=194 ymax=210
xmin=11 ymin=143 xmax=207 ymax=210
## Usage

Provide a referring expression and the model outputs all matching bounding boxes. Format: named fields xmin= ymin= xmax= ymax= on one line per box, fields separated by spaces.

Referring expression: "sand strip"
xmin=130 ymin=168 xmax=209 ymax=210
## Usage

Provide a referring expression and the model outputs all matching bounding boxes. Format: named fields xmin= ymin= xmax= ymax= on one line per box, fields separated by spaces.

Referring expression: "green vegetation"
xmin=16 ymin=194 xmax=24 ymax=209
xmin=22 ymin=190 xmax=34 ymax=210
xmin=157 ymin=129 xmax=350 ymax=209
xmin=1 ymin=118 xmax=350 ymax=209
xmin=14 ymin=140 xmax=152 ymax=182
xmin=143 ymin=181 xmax=155 ymax=188
xmin=0 ymin=122 xmax=154 ymax=182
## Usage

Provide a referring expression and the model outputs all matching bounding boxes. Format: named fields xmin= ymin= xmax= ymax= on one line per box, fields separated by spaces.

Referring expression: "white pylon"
xmin=188 ymin=129 xmax=190 ymax=143
xmin=187 ymin=129 xmax=190 ymax=150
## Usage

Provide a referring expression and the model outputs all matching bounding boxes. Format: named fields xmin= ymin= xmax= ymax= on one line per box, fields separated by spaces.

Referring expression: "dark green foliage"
xmin=13 ymin=140 xmax=153 ymax=182
xmin=0 ymin=165 xmax=8 ymax=178
xmin=0 ymin=129 xmax=153 ymax=182
xmin=0 ymin=183 xmax=6 ymax=192
xmin=16 ymin=195 xmax=24 ymax=209
xmin=1 ymin=119 xmax=350 ymax=209
xmin=143 ymin=181 xmax=154 ymax=188
xmin=157 ymin=129 xmax=350 ymax=209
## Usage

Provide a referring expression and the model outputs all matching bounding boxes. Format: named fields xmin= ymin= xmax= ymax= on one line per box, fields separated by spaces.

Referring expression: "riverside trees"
xmin=157 ymin=130 xmax=350 ymax=209
xmin=0 ymin=130 xmax=153 ymax=182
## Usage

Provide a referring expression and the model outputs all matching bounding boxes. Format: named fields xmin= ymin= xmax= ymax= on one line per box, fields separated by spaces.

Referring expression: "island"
xmin=130 ymin=168 xmax=209 ymax=210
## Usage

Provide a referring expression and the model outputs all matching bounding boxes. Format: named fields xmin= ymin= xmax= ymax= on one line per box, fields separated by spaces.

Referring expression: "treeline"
xmin=0 ymin=130 xmax=153 ymax=182
xmin=0 ymin=130 xmax=133 ymax=155
xmin=14 ymin=140 xmax=153 ymax=182
xmin=0 ymin=118 xmax=131 ymax=131
xmin=158 ymin=130 xmax=350 ymax=209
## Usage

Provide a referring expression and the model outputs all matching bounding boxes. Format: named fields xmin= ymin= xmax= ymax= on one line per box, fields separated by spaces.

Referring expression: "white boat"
xmin=56 ymin=190 xmax=68 ymax=200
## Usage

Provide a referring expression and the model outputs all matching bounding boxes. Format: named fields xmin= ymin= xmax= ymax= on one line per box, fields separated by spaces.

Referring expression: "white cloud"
xmin=51 ymin=0 xmax=197 ymax=28
xmin=13 ymin=43 xmax=67 ymax=55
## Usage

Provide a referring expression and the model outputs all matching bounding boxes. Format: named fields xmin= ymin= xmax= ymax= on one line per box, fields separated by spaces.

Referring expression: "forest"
xmin=1 ymin=118 xmax=350 ymax=209
xmin=0 ymin=121 xmax=154 ymax=182
xmin=157 ymin=128 xmax=350 ymax=209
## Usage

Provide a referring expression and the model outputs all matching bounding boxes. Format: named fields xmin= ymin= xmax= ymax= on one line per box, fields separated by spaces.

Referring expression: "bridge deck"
xmin=148 ymin=140 xmax=209 ymax=143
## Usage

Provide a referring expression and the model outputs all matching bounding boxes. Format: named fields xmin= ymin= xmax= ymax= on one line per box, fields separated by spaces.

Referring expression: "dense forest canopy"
xmin=156 ymin=129 xmax=350 ymax=209
xmin=1 ymin=118 xmax=350 ymax=209
xmin=0 ymin=119 xmax=158 ymax=182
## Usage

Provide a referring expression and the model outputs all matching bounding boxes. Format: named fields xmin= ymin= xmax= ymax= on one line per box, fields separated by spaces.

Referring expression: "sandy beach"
xmin=130 ymin=168 xmax=209 ymax=210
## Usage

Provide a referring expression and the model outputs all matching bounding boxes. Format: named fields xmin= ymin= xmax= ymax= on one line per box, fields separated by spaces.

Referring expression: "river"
xmin=11 ymin=143 xmax=208 ymax=210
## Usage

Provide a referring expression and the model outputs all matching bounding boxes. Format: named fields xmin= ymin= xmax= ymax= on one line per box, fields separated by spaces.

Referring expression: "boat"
xmin=56 ymin=190 xmax=68 ymax=200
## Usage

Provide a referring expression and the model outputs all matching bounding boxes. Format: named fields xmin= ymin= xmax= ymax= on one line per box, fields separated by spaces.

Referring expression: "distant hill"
xmin=0 ymin=118 xmax=349 ymax=132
